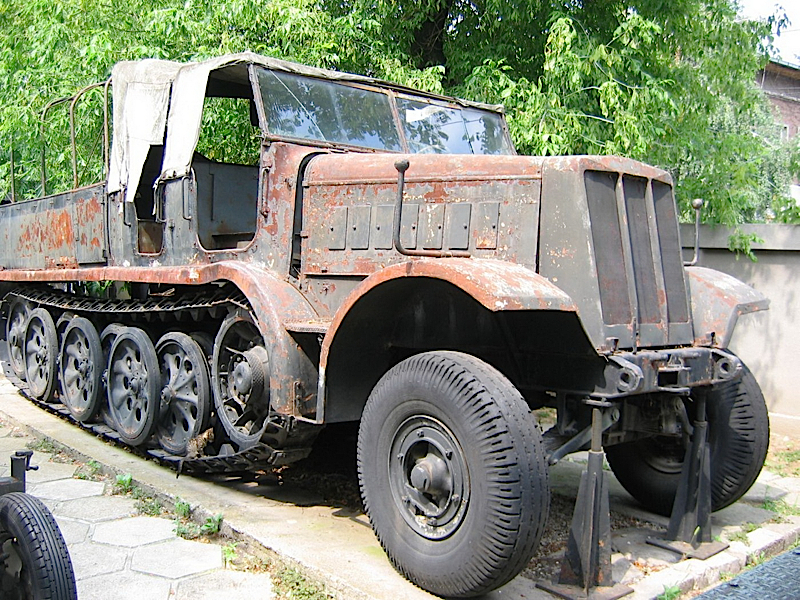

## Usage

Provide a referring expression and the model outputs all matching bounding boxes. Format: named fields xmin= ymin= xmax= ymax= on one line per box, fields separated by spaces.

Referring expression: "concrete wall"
xmin=681 ymin=223 xmax=800 ymax=436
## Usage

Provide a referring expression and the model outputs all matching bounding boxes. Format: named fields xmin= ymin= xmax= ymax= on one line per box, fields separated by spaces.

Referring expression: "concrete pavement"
xmin=0 ymin=418 xmax=273 ymax=600
xmin=0 ymin=373 xmax=799 ymax=600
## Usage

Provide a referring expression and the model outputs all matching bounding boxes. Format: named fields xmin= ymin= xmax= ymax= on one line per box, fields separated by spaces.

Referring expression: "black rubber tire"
xmin=358 ymin=351 xmax=549 ymax=598
xmin=0 ymin=492 xmax=77 ymax=600
xmin=606 ymin=366 xmax=769 ymax=516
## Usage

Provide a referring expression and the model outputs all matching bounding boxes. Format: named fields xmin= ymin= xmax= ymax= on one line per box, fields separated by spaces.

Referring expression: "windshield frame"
xmin=252 ymin=65 xmax=515 ymax=155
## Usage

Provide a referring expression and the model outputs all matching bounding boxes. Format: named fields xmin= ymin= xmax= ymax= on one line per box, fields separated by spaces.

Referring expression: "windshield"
xmin=256 ymin=67 xmax=513 ymax=155
xmin=397 ymin=98 xmax=513 ymax=155
xmin=257 ymin=69 xmax=402 ymax=151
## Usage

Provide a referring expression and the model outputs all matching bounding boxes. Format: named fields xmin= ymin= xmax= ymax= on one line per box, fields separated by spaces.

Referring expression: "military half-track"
xmin=0 ymin=53 xmax=769 ymax=597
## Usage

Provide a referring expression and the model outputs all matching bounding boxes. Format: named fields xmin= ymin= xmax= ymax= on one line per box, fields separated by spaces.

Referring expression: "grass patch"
xmin=222 ymin=542 xmax=238 ymax=566
xmin=74 ymin=460 xmax=103 ymax=481
xmin=656 ymin=584 xmax=682 ymax=600
xmin=173 ymin=512 xmax=223 ymax=540
xmin=26 ymin=437 xmax=58 ymax=454
xmin=174 ymin=520 xmax=203 ymax=539
xmin=728 ymin=530 xmax=749 ymax=544
xmin=764 ymin=498 xmax=800 ymax=518
xmin=112 ymin=473 xmax=134 ymax=495
xmin=765 ymin=446 xmax=800 ymax=479
xmin=274 ymin=567 xmax=334 ymax=600
xmin=174 ymin=497 xmax=191 ymax=519
xmin=135 ymin=496 xmax=163 ymax=517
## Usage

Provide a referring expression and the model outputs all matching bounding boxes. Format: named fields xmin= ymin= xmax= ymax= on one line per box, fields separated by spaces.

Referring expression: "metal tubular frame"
xmin=39 ymin=79 xmax=110 ymax=196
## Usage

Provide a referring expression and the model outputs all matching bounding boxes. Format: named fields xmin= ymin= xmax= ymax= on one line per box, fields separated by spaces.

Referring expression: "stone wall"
xmin=681 ymin=223 xmax=800 ymax=436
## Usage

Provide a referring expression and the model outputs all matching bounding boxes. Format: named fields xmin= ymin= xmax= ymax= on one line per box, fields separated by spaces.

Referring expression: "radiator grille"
xmin=584 ymin=170 xmax=689 ymax=346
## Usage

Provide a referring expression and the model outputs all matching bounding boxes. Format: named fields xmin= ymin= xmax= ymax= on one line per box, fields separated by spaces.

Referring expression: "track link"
xmin=1 ymin=287 xmax=312 ymax=476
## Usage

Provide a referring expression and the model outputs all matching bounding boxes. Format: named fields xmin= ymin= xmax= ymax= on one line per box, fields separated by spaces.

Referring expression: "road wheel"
xmin=606 ymin=365 xmax=769 ymax=516
xmin=6 ymin=297 xmax=32 ymax=381
xmin=59 ymin=317 xmax=103 ymax=422
xmin=0 ymin=492 xmax=77 ymax=600
xmin=106 ymin=327 xmax=160 ymax=446
xmin=211 ymin=310 xmax=271 ymax=449
xmin=23 ymin=309 xmax=58 ymax=401
xmin=155 ymin=332 xmax=211 ymax=455
xmin=358 ymin=351 xmax=549 ymax=598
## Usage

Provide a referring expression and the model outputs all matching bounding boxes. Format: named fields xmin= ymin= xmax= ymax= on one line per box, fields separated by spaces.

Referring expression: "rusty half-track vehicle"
xmin=0 ymin=53 xmax=769 ymax=597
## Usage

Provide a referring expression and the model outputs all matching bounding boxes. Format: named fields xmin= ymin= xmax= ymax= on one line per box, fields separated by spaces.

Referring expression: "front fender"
xmin=320 ymin=258 xmax=576 ymax=366
xmin=686 ymin=266 xmax=769 ymax=348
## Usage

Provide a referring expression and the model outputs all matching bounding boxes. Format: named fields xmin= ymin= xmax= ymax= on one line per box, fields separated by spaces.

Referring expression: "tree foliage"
xmin=0 ymin=0 xmax=797 ymax=239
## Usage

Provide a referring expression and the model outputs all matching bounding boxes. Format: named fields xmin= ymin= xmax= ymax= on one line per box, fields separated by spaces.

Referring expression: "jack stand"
xmin=646 ymin=395 xmax=729 ymax=560
xmin=537 ymin=405 xmax=632 ymax=600
xmin=0 ymin=450 xmax=38 ymax=494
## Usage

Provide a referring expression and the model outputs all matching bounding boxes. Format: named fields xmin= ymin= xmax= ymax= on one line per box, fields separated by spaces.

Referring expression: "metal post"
xmin=9 ymin=136 xmax=16 ymax=202
xmin=647 ymin=393 xmax=729 ymax=560
xmin=537 ymin=403 xmax=632 ymax=600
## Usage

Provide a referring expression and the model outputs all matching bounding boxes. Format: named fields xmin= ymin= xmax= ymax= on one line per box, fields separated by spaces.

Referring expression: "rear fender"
xmin=686 ymin=266 xmax=769 ymax=348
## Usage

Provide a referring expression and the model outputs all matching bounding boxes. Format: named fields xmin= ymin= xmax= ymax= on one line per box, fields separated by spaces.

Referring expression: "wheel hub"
xmin=409 ymin=454 xmax=451 ymax=497
xmin=390 ymin=416 xmax=469 ymax=540
xmin=231 ymin=360 xmax=254 ymax=398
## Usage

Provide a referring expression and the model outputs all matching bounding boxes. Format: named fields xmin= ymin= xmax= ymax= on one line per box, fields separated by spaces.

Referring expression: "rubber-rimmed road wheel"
xmin=59 ymin=317 xmax=103 ymax=422
xmin=6 ymin=297 xmax=32 ymax=381
xmin=358 ymin=351 xmax=549 ymax=598
xmin=24 ymin=308 xmax=58 ymax=402
xmin=606 ymin=365 xmax=769 ymax=516
xmin=155 ymin=332 xmax=211 ymax=455
xmin=0 ymin=492 xmax=77 ymax=600
xmin=211 ymin=310 xmax=271 ymax=449
xmin=107 ymin=327 xmax=160 ymax=446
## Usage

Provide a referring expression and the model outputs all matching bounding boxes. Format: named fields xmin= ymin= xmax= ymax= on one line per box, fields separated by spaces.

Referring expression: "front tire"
xmin=0 ymin=492 xmax=77 ymax=600
xmin=358 ymin=351 xmax=549 ymax=598
xmin=606 ymin=366 xmax=769 ymax=516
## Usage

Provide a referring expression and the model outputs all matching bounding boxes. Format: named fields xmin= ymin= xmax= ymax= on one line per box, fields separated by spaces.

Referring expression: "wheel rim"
xmin=24 ymin=308 xmax=58 ymax=400
xmin=212 ymin=312 xmax=270 ymax=447
xmin=638 ymin=435 xmax=686 ymax=475
xmin=0 ymin=530 xmax=31 ymax=600
xmin=107 ymin=328 xmax=159 ymax=445
xmin=60 ymin=317 xmax=103 ymax=422
xmin=98 ymin=324 xmax=126 ymax=429
xmin=156 ymin=333 xmax=211 ymax=455
xmin=6 ymin=299 xmax=30 ymax=380
xmin=389 ymin=415 xmax=469 ymax=540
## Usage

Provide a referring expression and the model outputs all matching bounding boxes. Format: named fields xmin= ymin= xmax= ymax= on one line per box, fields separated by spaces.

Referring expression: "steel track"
xmin=1 ymin=287 xmax=311 ymax=476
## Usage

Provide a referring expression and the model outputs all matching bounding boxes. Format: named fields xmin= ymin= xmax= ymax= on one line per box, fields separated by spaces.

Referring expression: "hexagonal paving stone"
xmin=174 ymin=569 xmax=273 ymax=599
xmin=93 ymin=516 xmax=176 ymax=547
xmin=29 ymin=478 xmax=105 ymax=501
xmin=25 ymin=461 xmax=80 ymax=484
xmin=67 ymin=541 xmax=129 ymax=579
xmin=132 ymin=538 xmax=222 ymax=579
xmin=53 ymin=516 xmax=90 ymax=545
xmin=77 ymin=570 xmax=172 ymax=600
xmin=56 ymin=495 xmax=136 ymax=523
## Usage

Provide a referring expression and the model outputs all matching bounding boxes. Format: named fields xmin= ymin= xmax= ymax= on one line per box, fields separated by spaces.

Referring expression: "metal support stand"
xmin=537 ymin=405 xmax=632 ymax=600
xmin=646 ymin=395 xmax=729 ymax=560
xmin=0 ymin=450 xmax=38 ymax=494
